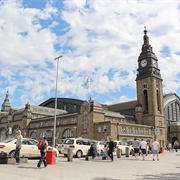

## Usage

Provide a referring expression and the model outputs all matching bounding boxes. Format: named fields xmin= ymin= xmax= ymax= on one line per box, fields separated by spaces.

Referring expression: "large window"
xmin=122 ymin=127 xmax=126 ymax=134
xmin=62 ymin=128 xmax=74 ymax=138
xmin=83 ymin=114 xmax=88 ymax=130
xmin=165 ymin=101 xmax=180 ymax=122
xmin=128 ymin=127 xmax=132 ymax=134
xmin=98 ymin=126 xmax=101 ymax=133
xmin=143 ymin=84 xmax=149 ymax=114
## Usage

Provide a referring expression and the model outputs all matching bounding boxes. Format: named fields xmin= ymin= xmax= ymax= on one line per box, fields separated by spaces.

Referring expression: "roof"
xmin=104 ymin=111 xmax=125 ymax=118
xmin=90 ymin=100 xmax=105 ymax=113
xmin=39 ymin=97 xmax=84 ymax=106
xmin=107 ymin=100 xmax=138 ymax=112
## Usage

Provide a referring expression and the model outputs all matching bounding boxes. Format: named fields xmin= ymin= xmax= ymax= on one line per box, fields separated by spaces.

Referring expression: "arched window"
xmin=165 ymin=101 xmax=180 ymax=122
xmin=62 ymin=128 xmax=74 ymax=139
xmin=30 ymin=131 xmax=37 ymax=139
xmin=12 ymin=125 xmax=20 ymax=136
xmin=143 ymin=89 xmax=148 ymax=113
xmin=156 ymin=89 xmax=161 ymax=112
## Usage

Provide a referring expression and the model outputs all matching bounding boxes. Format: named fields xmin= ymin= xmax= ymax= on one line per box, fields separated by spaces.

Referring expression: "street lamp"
xmin=53 ymin=55 xmax=63 ymax=147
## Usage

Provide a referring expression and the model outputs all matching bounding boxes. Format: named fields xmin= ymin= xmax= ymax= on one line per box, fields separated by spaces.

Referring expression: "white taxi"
xmin=61 ymin=138 xmax=95 ymax=158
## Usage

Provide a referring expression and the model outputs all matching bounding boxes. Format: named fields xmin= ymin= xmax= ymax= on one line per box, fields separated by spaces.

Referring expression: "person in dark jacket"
xmin=108 ymin=137 xmax=115 ymax=161
xmin=88 ymin=143 xmax=98 ymax=159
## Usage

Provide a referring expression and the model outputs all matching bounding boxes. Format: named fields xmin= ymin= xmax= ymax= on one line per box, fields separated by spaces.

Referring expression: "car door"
xmin=82 ymin=140 xmax=91 ymax=156
xmin=119 ymin=141 xmax=125 ymax=154
xmin=21 ymin=139 xmax=31 ymax=157
xmin=28 ymin=139 xmax=40 ymax=158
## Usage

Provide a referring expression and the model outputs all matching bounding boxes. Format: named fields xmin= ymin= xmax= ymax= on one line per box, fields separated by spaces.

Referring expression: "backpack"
xmin=37 ymin=140 xmax=46 ymax=150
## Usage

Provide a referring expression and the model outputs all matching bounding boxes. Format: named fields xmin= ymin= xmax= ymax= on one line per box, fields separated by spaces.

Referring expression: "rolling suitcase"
xmin=0 ymin=151 xmax=8 ymax=164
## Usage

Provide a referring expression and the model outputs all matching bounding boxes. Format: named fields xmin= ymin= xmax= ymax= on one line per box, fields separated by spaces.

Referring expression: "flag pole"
xmin=89 ymin=73 xmax=92 ymax=101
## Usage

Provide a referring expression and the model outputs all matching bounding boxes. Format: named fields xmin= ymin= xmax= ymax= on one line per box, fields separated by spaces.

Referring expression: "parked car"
xmin=0 ymin=138 xmax=59 ymax=158
xmin=114 ymin=140 xmax=134 ymax=155
xmin=61 ymin=138 xmax=95 ymax=158
xmin=56 ymin=139 xmax=65 ymax=153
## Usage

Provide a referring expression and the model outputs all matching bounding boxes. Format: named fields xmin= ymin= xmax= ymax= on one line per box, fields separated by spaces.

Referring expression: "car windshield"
xmin=2 ymin=138 xmax=14 ymax=143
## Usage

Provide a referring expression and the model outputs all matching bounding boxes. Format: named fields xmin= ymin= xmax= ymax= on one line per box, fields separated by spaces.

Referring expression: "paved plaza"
xmin=0 ymin=151 xmax=180 ymax=180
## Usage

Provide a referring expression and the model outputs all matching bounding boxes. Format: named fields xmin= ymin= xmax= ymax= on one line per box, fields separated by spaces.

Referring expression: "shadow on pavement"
xmin=93 ymin=178 xmax=118 ymax=180
xmin=18 ymin=166 xmax=38 ymax=169
xmin=136 ymin=172 xmax=180 ymax=180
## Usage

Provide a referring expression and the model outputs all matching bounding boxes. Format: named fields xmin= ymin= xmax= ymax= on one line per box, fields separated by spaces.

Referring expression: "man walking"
xmin=108 ymin=137 xmax=115 ymax=161
xmin=140 ymin=139 xmax=147 ymax=160
xmin=37 ymin=136 xmax=48 ymax=168
xmin=132 ymin=138 xmax=140 ymax=160
xmin=173 ymin=140 xmax=179 ymax=152
xmin=14 ymin=130 xmax=23 ymax=165
xmin=152 ymin=138 xmax=160 ymax=161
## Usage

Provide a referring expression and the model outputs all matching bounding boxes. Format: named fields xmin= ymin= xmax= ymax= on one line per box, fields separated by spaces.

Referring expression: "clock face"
xmin=141 ymin=59 xmax=147 ymax=67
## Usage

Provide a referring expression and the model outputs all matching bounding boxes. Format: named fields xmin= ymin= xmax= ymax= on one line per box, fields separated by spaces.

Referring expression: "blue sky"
xmin=0 ymin=0 xmax=180 ymax=108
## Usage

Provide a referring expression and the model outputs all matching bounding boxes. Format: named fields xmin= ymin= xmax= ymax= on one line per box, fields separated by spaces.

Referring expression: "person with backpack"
xmin=37 ymin=136 xmax=48 ymax=168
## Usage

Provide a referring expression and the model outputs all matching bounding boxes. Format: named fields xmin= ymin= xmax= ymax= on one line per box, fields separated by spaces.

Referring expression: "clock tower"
xmin=135 ymin=28 xmax=166 ymax=144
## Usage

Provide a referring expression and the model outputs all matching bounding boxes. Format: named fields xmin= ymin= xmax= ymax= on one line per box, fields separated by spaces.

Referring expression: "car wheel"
xmin=64 ymin=154 xmax=67 ymax=157
xmin=76 ymin=150 xmax=82 ymax=158
xmin=9 ymin=150 xmax=15 ymax=158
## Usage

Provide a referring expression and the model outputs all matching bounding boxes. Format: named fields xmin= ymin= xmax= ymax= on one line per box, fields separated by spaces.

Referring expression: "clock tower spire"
xmin=136 ymin=27 xmax=161 ymax=81
xmin=135 ymin=28 xmax=166 ymax=145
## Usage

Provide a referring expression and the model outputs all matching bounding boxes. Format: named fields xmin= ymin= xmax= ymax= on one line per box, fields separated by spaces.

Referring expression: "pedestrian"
xmin=173 ymin=140 xmax=179 ymax=152
xmin=37 ymin=136 xmax=48 ymax=168
xmin=132 ymin=137 xmax=140 ymax=160
xmin=108 ymin=137 xmax=115 ymax=161
xmin=102 ymin=143 xmax=109 ymax=159
xmin=140 ymin=139 xmax=147 ymax=160
xmin=14 ymin=130 xmax=23 ymax=165
xmin=88 ymin=143 xmax=98 ymax=159
xmin=152 ymin=138 xmax=160 ymax=161
xmin=168 ymin=143 xmax=172 ymax=152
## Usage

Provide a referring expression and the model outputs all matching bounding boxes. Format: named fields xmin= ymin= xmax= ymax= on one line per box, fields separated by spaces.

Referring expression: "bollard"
xmin=125 ymin=147 xmax=129 ymax=157
xmin=67 ymin=148 xmax=73 ymax=162
xmin=117 ymin=148 xmax=121 ymax=158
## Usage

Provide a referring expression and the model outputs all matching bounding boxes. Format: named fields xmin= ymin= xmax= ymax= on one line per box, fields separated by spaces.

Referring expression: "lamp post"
xmin=53 ymin=55 xmax=63 ymax=147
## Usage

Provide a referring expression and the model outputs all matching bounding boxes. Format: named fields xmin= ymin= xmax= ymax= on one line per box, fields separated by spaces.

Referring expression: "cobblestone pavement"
xmin=0 ymin=151 xmax=180 ymax=180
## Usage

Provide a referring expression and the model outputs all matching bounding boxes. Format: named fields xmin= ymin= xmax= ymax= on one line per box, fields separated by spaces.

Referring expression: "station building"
xmin=0 ymin=30 xmax=179 ymax=148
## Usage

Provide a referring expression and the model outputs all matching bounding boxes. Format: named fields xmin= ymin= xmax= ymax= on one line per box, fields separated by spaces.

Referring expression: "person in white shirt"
xmin=140 ymin=139 xmax=147 ymax=160
xmin=152 ymin=139 xmax=160 ymax=161
xmin=14 ymin=130 xmax=23 ymax=165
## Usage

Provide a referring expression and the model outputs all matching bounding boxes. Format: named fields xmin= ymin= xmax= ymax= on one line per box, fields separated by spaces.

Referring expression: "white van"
xmin=61 ymin=138 xmax=95 ymax=158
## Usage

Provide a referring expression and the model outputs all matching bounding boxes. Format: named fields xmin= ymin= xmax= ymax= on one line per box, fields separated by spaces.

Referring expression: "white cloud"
xmin=0 ymin=0 xmax=179 ymax=108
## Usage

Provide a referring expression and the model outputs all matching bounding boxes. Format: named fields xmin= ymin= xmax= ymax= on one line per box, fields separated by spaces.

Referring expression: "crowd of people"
xmin=87 ymin=137 xmax=180 ymax=162
xmin=132 ymin=138 xmax=160 ymax=161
